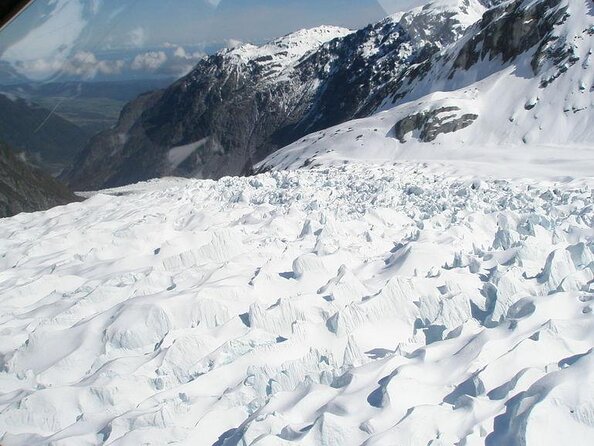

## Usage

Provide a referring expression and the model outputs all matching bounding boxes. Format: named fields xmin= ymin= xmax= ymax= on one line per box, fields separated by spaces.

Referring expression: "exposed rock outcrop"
xmin=394 ymin=106 xmax=478 ymax=143
xmin=0 ymin=142 xmax=80 ymax=218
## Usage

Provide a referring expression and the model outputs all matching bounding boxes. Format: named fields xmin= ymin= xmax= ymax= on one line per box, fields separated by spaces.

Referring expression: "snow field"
xmin=0 ymin=163 xmax=592 ymax=445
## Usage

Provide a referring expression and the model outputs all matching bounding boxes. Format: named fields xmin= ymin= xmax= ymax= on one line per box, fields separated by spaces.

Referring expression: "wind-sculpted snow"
xmin=0 ymin=164 xmax=593 ymax=445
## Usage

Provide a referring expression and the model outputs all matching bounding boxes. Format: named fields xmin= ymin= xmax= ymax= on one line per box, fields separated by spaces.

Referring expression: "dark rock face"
xmin=0 ymin=142 xmax=80 ymax=218
xmin=64 ymin=91 xmax=165 ymax=190
xmin=0 ymin=94 xmax=90 ymax=175
xmin=289 ymin=9 xmax=465 ymax=134
xmin=451 ymin=0 xmax=568 ymax=73
xmin=66 ymin=8 xmax=469 ymax=190
xmin=394 ymin=106 xmax=478 ymax=143
xmin=384 ymin=0 xmax=577 ymax=108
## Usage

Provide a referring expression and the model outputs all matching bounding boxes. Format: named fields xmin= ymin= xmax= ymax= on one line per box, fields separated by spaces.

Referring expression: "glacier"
xmin=1 ymin=0 xmax=593 ymax=444
xmin=0 ymin=163 xmax=592 ymax=445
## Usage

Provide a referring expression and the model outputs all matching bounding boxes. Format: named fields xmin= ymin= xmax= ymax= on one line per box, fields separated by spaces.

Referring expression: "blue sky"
xmin=0 ymin=0 xmax=421 ymax=82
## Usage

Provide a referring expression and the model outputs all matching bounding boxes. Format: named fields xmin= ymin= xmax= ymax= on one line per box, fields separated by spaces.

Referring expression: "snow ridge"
xmin=227 ymin=26 xmax=352 ymax=60
xmin=215 ymin=25 xmax=352 ymax=79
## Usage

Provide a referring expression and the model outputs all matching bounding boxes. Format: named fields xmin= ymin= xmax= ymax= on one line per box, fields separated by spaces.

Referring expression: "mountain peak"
xmin=223 ymin=25 xmax=352 ymax=67
xmin=385 ymin=0 xmax=496 ymax=28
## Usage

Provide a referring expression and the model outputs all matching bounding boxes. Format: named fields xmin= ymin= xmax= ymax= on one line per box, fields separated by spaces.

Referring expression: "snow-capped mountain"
xmin=66 ymin=0 xmax=490 ymax=190
xmin=258 ymin=0 xmax=594 ymax=175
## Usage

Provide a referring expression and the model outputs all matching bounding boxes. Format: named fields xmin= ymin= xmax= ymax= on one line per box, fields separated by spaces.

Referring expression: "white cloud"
xmin=15 ymin=51 xmax=124 ymax=79
xmin=63 ymin=51 xmax=125 ymax=77
xmin=131 ymin=51 xmax=168 ymax=71
xmin=225 ymin=39 xmax=244 ymax=49
xmin=130 ymin=46 xmax=205 ymax=77
xmin=165 ymin=46 xmax=205 ymax=77
xmin=173 ymin=46 xmax=204 ymax=60
xmin=13 ymin=58 xmax=62 ymax=78
xmin=173 ymin=46 xmax=189 ymax=58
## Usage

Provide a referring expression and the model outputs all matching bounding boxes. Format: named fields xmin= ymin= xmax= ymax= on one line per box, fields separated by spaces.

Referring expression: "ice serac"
xmin=258 ymin=0 xmax=594 ymax=176
xmin=66 ymin=1 xmax=484 ymax=190
xmin=0 ymin=163 xmax=592 ymax=445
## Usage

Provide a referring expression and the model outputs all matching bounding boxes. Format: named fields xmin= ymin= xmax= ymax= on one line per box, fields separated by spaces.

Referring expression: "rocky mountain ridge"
xmin=66 ymin=0 xmax=492 ymax=190
xmin=258 ymin=0 xmax=593 ymax=173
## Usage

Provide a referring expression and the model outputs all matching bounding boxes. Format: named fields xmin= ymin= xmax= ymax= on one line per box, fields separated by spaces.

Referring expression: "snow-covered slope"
xmin=258 ymin=0 xmax=594 ymax=176
xmin=0 ymin=164 xmax=592 ymax=445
